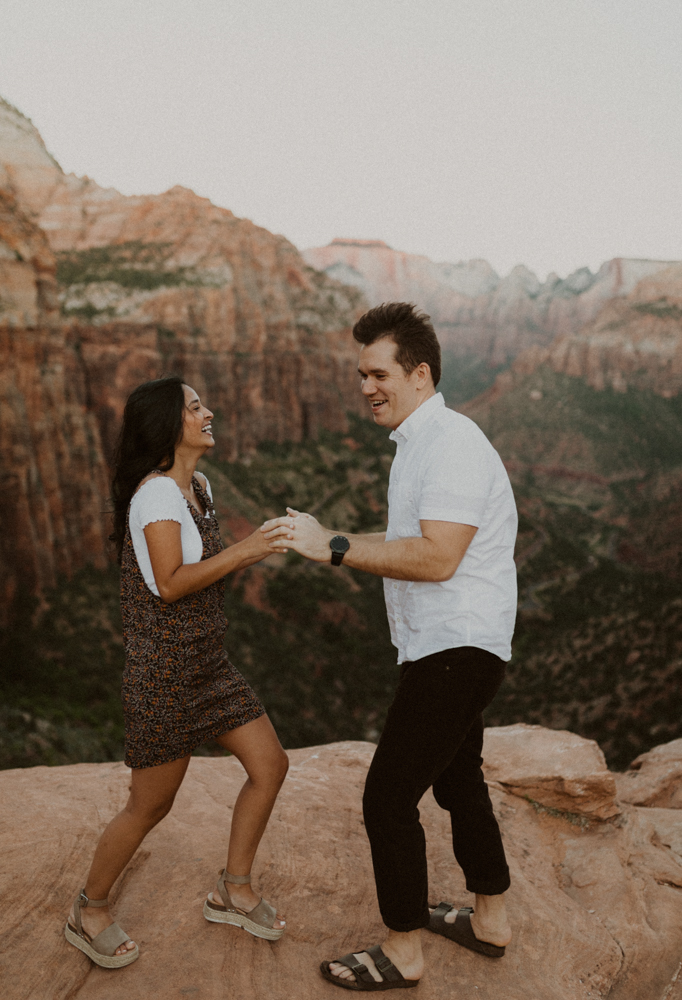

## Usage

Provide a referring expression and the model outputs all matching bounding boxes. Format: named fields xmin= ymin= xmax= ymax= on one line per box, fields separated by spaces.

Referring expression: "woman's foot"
xmin=67 ymin=901 xmax=136 ymax=957
xmin=328 ymin=929 xmax=423 ymax=984
xmin=208 ymin=884 xmax=286 ymax=931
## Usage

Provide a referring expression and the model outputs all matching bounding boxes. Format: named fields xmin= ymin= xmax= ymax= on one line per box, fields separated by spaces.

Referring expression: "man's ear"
xmin=416 ymin=362 xmax=432 ymax=388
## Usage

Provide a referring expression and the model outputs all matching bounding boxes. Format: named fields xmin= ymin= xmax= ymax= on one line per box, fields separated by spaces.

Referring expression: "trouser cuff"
xmin=381 ymin=911 xmax=431 ymax=933
xmin=464 ymin=872 xmax=511 ymax=896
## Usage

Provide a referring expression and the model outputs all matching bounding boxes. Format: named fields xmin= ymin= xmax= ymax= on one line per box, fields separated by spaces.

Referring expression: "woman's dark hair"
xmin=110 ymin=375 xmax=186 ymax=562
xmin=352 ymin=302 xmax=441 ymax=386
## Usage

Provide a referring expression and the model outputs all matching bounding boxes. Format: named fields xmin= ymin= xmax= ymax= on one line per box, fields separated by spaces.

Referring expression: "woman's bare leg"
xmin=209 ymin=714 xmax=289 ymax=927
xmin=69 ymin=755 xmax=191 ymax=955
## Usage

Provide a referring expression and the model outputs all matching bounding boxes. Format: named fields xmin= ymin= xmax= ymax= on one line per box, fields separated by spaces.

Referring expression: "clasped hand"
xmin=260 ymin=507 xmax=335 ymax=562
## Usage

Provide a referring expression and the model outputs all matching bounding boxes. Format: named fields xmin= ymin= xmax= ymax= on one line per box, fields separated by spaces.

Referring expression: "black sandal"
xmin=428 ymin=903 xmax=505 ymax=958
xmin=320 ymin=945 xmax=419 ymax=991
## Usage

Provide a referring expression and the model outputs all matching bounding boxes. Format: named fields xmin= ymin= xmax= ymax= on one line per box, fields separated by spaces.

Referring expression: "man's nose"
xmin=361 ymin=379 xmax=375 ymax=396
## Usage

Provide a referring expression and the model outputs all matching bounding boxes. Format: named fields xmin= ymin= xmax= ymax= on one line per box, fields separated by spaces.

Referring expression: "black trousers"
xmin=362 ymin=646 xmax=510 ymax=933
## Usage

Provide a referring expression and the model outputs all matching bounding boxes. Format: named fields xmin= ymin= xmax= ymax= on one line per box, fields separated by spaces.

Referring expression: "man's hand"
xmin=261 ymin=507 xmax=336 ymax=562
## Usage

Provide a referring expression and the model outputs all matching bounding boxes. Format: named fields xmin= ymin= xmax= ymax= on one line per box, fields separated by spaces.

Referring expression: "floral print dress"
xmin=120 ymin=475 xmax=264 ymax=769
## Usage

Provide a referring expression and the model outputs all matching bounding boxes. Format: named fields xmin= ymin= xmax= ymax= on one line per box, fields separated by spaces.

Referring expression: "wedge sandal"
xmin=428 ymin=903 xmax=505 ymax=958
xmin=64 ymin=890 xmax=139 ymax=969
xmin=320 ymin=945 xmax=419 ymax=991
xmin=203 ymin=869 xmax=284 ymax=941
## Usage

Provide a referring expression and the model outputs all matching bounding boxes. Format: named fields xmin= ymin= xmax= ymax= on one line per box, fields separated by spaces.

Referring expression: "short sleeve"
xmin=130 ymin=476 xmax=186 ymax=530
xmin=417 ymin=430 xmax=494 ymax=527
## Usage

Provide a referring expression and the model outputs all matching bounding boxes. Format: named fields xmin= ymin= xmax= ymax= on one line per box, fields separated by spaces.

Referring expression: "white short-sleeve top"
xmin=384 ymin=392 xmax=518 ymax=664
xmin=128 ymin=475 xmax=214 ymax=597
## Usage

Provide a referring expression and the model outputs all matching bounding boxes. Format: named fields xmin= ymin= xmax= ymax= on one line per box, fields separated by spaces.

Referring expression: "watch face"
xmin=330 ymin=534 xmax=350 ymax=554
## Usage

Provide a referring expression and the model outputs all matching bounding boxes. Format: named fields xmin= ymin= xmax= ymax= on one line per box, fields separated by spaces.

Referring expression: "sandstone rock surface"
xmin=482 ymin=723 xmax=620 ymax=820
xmin=616 ymin=738 xmax=682 ymax=808
xmin=1 ymin=734 xmax=682 ymax=1000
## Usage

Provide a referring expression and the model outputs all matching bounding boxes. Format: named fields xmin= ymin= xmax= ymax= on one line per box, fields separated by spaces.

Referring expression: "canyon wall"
xmin=478 ymin=265 xmax=682 ymax=403
xmin=304 ymin=238 xmax=677 ymax=366
xmin=0 ymin=187 xmax=109 ymax=610
xmin=0 ymin=97 xmax=366 ymax=608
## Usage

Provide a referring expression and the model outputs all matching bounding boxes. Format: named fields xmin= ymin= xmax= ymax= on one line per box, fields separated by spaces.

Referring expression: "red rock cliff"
xmin=0 ymin=97 xmax=367 ymax=609
xmin=0 ymin=187 xmax=109 ymax=612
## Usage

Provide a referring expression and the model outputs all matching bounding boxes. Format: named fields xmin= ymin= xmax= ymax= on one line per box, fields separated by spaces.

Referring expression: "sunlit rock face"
xmin=304 ymin=238 xmax=678 ymax=366
xmin=2 ymin=732 xmax=682 ymax=999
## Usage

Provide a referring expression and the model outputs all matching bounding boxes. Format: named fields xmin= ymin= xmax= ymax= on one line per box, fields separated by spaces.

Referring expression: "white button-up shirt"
xmin=384 ymin=393 xmax=517 ymax=664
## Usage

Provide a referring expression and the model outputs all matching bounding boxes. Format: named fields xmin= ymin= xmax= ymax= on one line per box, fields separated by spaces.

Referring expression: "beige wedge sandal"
xmin=203 ymin=869 xmax=285 ymax=941
xmin=64 ymin=890 xmax=139 ymax=968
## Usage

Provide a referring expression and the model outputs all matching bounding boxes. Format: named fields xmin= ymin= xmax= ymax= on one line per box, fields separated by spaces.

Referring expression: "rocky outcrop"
xmin=482 ymin=724 xmax=620 ymax=820
xmin=2 ymin=730 xmax=682 ymax=1000
xmin=304 ymin=238 xmax=678 ymax=365
xmin=0 ymin=190 xmax=108 ymax=613
xmin=616 ymin=739 xmax=682 ymax=808
xmin=0 ymin=97 xmax=63 ymax=219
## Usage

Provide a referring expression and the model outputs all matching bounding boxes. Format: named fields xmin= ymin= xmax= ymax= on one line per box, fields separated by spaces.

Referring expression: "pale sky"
xmin=1 ymin=0 xmax=681 ymax=279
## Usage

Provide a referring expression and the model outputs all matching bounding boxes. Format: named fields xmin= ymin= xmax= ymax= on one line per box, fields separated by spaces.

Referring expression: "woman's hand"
xmin=260 ymin=507 xmax=335 ymax=562
xmin=240 ymin=524 xmax=289 ymax=565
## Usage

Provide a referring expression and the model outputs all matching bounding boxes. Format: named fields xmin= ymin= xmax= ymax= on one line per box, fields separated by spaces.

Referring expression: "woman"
xmin=64 ymin=375 xmax=288 ymax=968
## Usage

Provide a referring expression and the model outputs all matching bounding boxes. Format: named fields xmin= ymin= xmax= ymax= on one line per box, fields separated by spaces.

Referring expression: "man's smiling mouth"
xmin=371 ymin=400 xmax=387 ymax=411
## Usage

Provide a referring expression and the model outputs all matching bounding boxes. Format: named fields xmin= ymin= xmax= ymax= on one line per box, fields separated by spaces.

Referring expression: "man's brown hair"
xmin=352 ymin=302 xmax=441 ymax=387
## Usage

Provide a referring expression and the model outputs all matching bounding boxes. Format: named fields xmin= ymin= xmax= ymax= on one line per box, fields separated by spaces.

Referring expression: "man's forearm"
xmin=343 ymin=534 xmax=451 ymax=582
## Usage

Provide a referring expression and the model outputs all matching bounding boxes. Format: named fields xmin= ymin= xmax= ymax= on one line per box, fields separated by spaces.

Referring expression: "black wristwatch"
xmin=330 ymin=535 xmax=350 ymax=566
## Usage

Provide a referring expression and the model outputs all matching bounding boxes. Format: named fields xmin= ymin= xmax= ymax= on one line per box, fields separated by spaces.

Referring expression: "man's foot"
xmin=328 ymin=931 xmax=423 ymax=985
xmin=208 ymin=884 xmax=286 ymax=931
xmin=67 ymin=902 xmax=136 ymax=957
xmin=428 ymin=902 xmax=511 ymax=948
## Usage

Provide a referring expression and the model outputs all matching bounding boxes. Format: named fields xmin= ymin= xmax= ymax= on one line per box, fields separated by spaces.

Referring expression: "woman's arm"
xmin=144 ymin=520 xmax=281 ymax=603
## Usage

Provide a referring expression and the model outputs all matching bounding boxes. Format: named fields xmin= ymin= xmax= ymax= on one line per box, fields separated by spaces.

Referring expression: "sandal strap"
xmin=247 ymin=896 xmax=277 ymax=929
xmin=366 ymin=945 xmax=404 ymax=983
xmin=431 ymin=901 xmax=453 ymax=920
xmin=215 ymin=869 xmax=251 ymax=909
xmin=335 ymin=952 xmax=375 ymax=985
xmin=223 ymin=870 xmax=251 ymax=885
xmin=73 ymin=890 xmax=109 ymax=936
xmin=90 ymin=921 xmax=130 ymax=958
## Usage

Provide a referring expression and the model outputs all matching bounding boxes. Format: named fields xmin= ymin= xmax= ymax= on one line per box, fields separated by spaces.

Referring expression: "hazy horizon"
xmin=2 ymin=0 xmax=681 ymax=281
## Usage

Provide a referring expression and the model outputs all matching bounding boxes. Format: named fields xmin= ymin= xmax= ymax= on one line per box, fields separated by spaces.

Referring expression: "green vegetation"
xmin=438 ymin=350 xmax=506 ymax=407
xmin=2 ymin=379 xmax=681 ymax=772
xmin=55 ymin=241 xmax=213 ymax=293
xmin=473 ymin=368 xmax=682 ymax=475
xmin=633 ymin=299 xmax=682 ymax=320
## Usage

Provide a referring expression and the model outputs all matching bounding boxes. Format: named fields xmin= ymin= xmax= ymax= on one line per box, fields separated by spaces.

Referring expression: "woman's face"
xmin=179 ymin=384 xmax=215 ymax=451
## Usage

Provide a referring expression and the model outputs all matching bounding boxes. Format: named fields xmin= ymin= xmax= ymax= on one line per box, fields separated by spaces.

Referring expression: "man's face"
xmin=358 ymin=337 xmax=427 ymax=430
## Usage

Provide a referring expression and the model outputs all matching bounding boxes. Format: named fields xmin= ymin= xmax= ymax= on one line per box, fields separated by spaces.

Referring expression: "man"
xmin=262 ymin=302 xmax=517 ymax=991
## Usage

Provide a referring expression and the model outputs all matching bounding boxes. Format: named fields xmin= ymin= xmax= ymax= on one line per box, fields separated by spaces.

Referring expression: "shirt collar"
xmin=389 ymin=392 xmax=445 ymax=444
